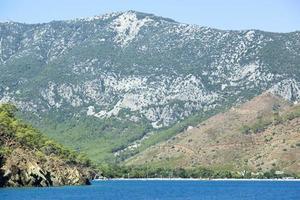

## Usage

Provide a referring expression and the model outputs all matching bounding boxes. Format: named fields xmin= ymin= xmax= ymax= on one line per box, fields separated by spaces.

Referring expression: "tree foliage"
xmin=0 ymin=103 xmax=91 ymax=167
xmin=98 ymin=164 xmax=298 ymax=179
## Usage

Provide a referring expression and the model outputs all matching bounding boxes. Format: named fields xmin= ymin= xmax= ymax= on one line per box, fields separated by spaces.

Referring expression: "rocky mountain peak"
xmin=0 ymin=11 xmax=299 ymax=162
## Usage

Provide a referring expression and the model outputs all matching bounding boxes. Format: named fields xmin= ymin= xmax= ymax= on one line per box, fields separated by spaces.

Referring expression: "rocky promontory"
xmin=0 ymin=104 xmax=94 ymax=187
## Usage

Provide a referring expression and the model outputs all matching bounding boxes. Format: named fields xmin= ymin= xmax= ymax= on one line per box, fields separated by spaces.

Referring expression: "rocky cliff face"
xmin=0 ymin=11 xmax=299 ymax=162
xmin=0 ymin=144 xmax=91 ymax=187
xmin=0 ymin=104 xmax=94 ymax=187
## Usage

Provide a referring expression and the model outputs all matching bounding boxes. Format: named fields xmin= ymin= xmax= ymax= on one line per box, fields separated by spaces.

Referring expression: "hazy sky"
xmin=0 ymin=0 xmax=299 ymax=32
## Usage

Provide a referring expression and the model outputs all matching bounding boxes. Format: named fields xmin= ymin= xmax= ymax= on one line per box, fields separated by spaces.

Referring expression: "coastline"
xmin=95 ymin=178 xmax=300 ymax=181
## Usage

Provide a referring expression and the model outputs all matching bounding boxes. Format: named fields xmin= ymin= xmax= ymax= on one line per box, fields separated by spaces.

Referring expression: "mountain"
xmin=126 ymin=93 xmax=300 ymax=175
xmin=0 ymin=104 xmax=93 ymax=187
xmin=0 ymin=11 xmax=300 ymax=163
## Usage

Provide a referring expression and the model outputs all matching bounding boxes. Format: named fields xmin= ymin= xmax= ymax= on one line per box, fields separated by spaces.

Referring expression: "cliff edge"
xmin=0 ymin=104 xmax=94 ymax=187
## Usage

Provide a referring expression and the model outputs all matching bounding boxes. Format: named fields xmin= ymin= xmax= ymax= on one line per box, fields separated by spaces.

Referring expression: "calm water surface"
xmin=1 ymin=180 xmax=300 ymax=200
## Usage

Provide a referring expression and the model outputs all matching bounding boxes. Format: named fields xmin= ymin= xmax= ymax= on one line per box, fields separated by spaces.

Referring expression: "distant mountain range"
xmin=0 ymin=11 xmax=300 ymax=164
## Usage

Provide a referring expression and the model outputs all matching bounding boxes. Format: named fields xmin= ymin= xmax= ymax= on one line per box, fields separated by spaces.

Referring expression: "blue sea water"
xmin=1 ymin=180 xmax=300 ymax=200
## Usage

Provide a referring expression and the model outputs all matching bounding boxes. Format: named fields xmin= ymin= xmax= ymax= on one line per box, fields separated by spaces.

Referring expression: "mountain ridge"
xmin=2 ymin=10 xmax=299 ymax=34
xmin=0 ymin=10 xmax=300 ymax=163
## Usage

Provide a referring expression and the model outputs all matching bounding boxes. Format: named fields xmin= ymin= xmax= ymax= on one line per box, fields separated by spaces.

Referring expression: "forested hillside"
xmin=0 ymin=104 xmax=94 ymax=187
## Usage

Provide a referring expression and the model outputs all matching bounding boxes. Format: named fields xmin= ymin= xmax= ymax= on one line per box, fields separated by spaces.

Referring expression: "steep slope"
xmin=0 ymin=11 xmax=300 ymax=163
xmin=0 ymin=104 xmax=94 ymax=187
xmin=126 ymin=93 xmax=300 ymax=174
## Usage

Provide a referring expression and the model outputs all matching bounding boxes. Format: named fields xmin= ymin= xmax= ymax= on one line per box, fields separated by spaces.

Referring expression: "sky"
xmin=0 ymin=0 xmax=299 ymax=32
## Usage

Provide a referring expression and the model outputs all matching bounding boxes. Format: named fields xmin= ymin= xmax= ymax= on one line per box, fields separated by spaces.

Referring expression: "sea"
xmin=1 ymin=180 xmax=300 ymax=200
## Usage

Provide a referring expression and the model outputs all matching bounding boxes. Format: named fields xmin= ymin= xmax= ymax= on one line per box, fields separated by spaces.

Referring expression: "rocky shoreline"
xmin=0 ymin=104 xmax=95 ymax=187
xmin=0 ymin=139 xmax=93 ymax=187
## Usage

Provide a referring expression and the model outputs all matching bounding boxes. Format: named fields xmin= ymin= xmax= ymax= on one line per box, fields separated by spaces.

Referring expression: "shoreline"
xmin=94 ymin=178 xmax=300 ymax=181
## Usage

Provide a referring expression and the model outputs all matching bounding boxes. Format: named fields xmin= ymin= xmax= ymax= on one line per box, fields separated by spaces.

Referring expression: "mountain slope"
xmin=0 ymin=104 xmax=93 ymax=187
xmin=126 ymin=93 xmax=300 ymax=174
xmin=0 ymin=11 xmax=300 ymax=163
